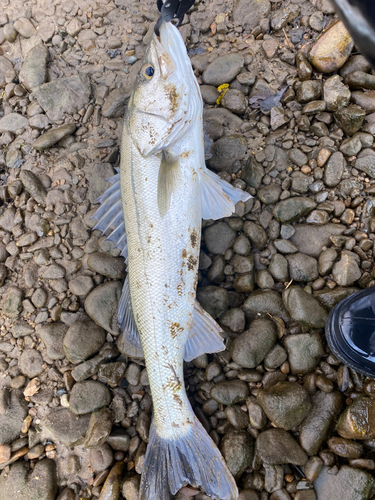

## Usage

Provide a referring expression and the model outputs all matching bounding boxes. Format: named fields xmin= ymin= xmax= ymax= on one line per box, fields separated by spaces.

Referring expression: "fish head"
xmin=126 ymin=21 xmax=202 ymax=157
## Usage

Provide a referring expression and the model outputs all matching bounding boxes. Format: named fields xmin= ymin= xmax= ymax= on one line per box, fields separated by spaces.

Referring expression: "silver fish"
xmin=94 ymin=20 xmax=251 ymax=500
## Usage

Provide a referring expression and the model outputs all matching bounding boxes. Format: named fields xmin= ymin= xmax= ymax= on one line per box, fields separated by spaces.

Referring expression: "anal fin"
xmin=118 ymin=276 xmax=143 ymax=355
xmin=199 ymin=167 xmax=252 ymax=220
xmin=184 ymin=301 xmax=225 ymax=362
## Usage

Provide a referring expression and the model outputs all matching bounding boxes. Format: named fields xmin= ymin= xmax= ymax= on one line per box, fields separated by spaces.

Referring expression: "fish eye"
xmin=141 ymin=63 xmax=155 ymax=80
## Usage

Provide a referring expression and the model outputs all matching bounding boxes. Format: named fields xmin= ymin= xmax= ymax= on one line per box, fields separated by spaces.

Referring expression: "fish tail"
xmin=138 ymin=416 xmax=238 ymax=500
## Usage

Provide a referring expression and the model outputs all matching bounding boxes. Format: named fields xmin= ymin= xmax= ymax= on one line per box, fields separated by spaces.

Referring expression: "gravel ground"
xmin=1 ymin=0 xmax=375 ymax=499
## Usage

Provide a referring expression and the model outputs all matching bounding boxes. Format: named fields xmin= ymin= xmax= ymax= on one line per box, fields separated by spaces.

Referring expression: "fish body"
xmin=94 ymin=20 xmax=251 ymax=500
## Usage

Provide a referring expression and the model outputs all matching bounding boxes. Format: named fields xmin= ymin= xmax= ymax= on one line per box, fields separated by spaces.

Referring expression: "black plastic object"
xmin=326 ymin=288 xmax=375 ymax=378
xmin=155 ymin=0 xmax=195 ymax=35
xmin=330 ymin=0 xmax=375 ymax=69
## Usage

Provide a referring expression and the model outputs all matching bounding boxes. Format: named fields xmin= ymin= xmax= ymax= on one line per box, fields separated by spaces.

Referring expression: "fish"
xmin=93 ymin=20 xmax=251 ymax=500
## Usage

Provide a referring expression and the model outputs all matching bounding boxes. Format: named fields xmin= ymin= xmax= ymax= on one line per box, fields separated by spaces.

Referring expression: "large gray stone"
xmin=299 ymin=391 xmax=344 ymax=455
xmin=19 ymin=45 xmax=48 ymax=90
xmin=203 ymin=54 xmax=244 ymax=86
xmin=231 ymin=318 xmax=277 ymax=368
xmin=42 ymin=409 xmax=90 ymax=446
xmin=0 ymin=390 xmax=27 ymax=446
xmin=33 ymin=74 xmax=91 ymax=121
xmin=0 ymin=460 xmax=57 ymax=500
xmin=314 ymin=466 xmax=374 ymax=500
xmin=289 ymin=223 xmax=346 ymax=258
xmin=284 ymin=331 xmax=325 ymax=374
xmin=85 ymin=281 xmax=121 ymax=335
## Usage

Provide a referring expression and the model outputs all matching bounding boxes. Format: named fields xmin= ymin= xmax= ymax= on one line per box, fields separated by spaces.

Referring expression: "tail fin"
xmin=139 ymin=416 xmax=238 ymax=500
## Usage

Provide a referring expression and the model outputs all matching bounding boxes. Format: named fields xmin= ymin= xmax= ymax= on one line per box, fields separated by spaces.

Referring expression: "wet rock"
xmin=296 ymin=52 xmax=313 ymax=81
xmin=99 ymin=461 xmax=124 ymax=500
xmin=63 ymin=320 xmax=105 ymax=364
xmin=85 ymin=281 xmax=121 ymax=335
xmin=33 ymin=123 xmax=77 ymax=151
xmin=89 ymin=443 xmax=113 ymax=472
xmin=0 ymin=390 xmax=27 ymax=445
xmin=284 ymin=331 xmax=325 ymax=374
xmin=328 ymin=437 xmax=363 ymax=459
xmin=341 ymin=55 xmax=372 ymax=77
xmin=264 ymin=344 xmax=287 ymax=370
xmin=257 ymin=382 xmax=311 ymax=430
xmin=202 ymin=54 xmax=244 ymax=86
xmin=334 ymin=104 xmax=365 ymax=136
xmin=289 ymin=224 xmax=346 ymax=258
xmin=0 ymin=460 xmax=57 ymax=500
xmin=106 ymin=429 xmax=130 ymax=453
xmin=322 ymin=75 xmax=351 ymax=111
xmin=243 ymin=222 xmax=267 ymax=250
xmin=33 ymin=74 xmax=90 ymax=122
xmin=336 ymin=397 xmax=375 ymax=440
xmin=20 ymin=170 xmax=47 ymax=205
xmin=340 ymin=136 xmax=362 ymax=156
xmin=273 ymin=198 xmax=316 ymax=223
xmin=299 ymin=391 xmax=344 ymax=455
xmin=87 ymin=253 xmax=126 ymax=279
xmin=314 ymin=465 xmax=374 ymax=500
xmin=308 ymin=20 xmax=354 ymax=73
xmin=233 ymin=0 xmax=271 ymax=30
xmin=102 ymin=86 xmax=132 ymax=118
xmin=0 ymin=113 xmax=29 ymax=133
xmin=231 ymin=318 xmax=277 ymax=368
xmin=197 ymin=285 xmax=229 ymax=319
xmin=355 ymin=155 xmax=375 ymax=179
xmin=225 ymin=405 xmax=249 ymax=429
xmin=43 ymin=409 xmax=90 ymax=446
xmin=351 ymin=91 xmax=375 ymax=112
xmin=19 ymin=45 xmax=48 ymax=91
xmin=211 ymin=380 xmax=249 ymax=405
xmin=286 ymin=253 xmax=318 ymax=282
xmin=297 ymin=81 xmax=322 ymax=103
xmin=332 ymin=252 xmax=361 ymax=286
xmin=84 ymin=408 xmax=113 ymax=448
xmin=269 ymin=254 xmax=289 ymax=282
xmin=319 ymin=248 xmax=337 ymax=276
xmin=344 ymin=71 xmax=375 ymax=90
xmin=314 ymin=287 xmax=359 ymax=309
xmin=243 ymin=290 xmax=289 ymax=322
xmin=219 ymin=308 xmax=246 ymax=333
xmin=204 ymin=223 xmax=236 ymax=256
xmin=208 ymin=135 xmax=247 ymax=172
xmin=256 ymin=429 xmax=308 ymax=465
xmin=39 ymin=323 xmax=68 ymax=360
xmin=69 ymin=380 xmax=111 ymax=415
xmin=0 ymin=286 xmax=23 ymax=318
xmin=204 ymin=108 xmax=243 ymax=139
xmin=122 ymin=474 xmax=140 ymax=500
xmin=220 ymin=430 xmax=254 ymax=479
xmin=19 ymin=349 xmax=44 ymax=378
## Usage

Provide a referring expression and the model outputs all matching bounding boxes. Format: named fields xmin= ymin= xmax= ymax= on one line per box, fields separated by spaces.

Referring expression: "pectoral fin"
xmin=157 ymin=153 xmax=181 ymax=218
xmin=199 ymin=167 xmax=252 ymax=220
